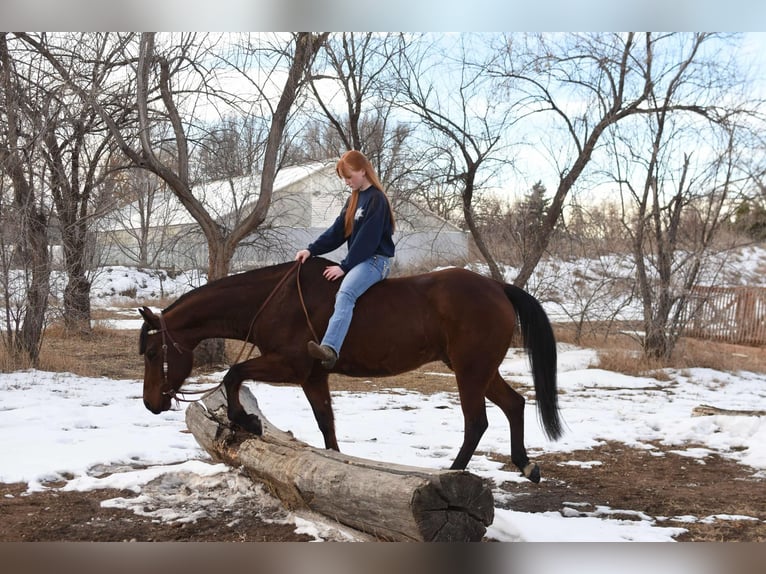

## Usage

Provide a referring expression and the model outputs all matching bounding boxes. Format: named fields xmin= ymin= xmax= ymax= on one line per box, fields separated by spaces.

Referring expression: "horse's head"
xmin=138 ymin=306 xmax=194 ymax=414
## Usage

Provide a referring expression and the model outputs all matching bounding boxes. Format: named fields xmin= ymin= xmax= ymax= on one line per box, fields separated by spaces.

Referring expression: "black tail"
xmin=504 ymin=284 xmax=563 ymax=440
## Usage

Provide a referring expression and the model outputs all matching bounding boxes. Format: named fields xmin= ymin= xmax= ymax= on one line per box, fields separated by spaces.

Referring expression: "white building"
xmin=97 ymin=162 xmax=469 ymax=273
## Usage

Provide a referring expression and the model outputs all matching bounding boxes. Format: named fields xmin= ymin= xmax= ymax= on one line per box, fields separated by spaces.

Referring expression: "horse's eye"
xmin=146 ymin=349 xmax=157 ymax=360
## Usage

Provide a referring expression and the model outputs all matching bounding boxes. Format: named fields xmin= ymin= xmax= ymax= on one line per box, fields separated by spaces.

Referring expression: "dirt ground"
xmin=1 ymin=326 xmax=764 ymax=542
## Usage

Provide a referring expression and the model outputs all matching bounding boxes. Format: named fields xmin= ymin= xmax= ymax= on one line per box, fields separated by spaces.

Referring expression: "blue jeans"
xmin=321 ymin=255 xmax=391 ymax=355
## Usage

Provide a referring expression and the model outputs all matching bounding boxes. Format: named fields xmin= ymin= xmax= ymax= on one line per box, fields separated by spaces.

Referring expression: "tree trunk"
xmin=642 ymin=323 xmax=669 ymax=360
xmin=192 ymin=338 xmax=227 ymax=367
xmin=463 ymin=197 xmax=504 ymax=282
xmin=15 ymin=210 xmax=51 ymax=365
xmin=61 ymin=227 xmax=92 ymax=334
xmin=63 ymin=273 xmax=91 ymax=334
xmin=0 ymin=34 xmax=51 ymax=366
xmin=185 ymin=386 xmax=495 ymax=542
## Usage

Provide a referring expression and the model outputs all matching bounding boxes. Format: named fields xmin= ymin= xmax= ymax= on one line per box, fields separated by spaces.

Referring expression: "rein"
xmin=230 ymin=260 xmax=319 ymax=366
xmin=151 ymin=261 xmax=318 ymax=404
xmin=247 ymin=260 xmax=319 ymax=344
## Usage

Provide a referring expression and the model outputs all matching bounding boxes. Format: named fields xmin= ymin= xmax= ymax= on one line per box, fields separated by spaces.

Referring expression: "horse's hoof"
xmin=233 ymin=413 xmax=263 ymax=436
xmin=522 ymin=462 xmax=541 ymax=483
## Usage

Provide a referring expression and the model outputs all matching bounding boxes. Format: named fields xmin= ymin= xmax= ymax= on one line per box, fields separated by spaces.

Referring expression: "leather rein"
xmin=149 ymin=261 xmax=318 ymax=403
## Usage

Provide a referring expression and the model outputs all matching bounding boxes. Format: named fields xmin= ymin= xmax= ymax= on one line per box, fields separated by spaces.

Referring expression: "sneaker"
xmin=307 ymin=341 xmax=338 ymax=369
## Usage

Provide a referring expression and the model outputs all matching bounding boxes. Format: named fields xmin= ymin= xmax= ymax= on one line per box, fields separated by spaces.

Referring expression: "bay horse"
xmin=138 ymin=257 xmax=562 ymax=482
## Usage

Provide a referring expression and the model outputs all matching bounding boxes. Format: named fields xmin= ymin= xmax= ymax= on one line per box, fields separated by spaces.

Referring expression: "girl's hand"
xmin=323 ymin=265 xmax=345 ymax=281
xmin=295 ymin=249 xmax=311 ymax=263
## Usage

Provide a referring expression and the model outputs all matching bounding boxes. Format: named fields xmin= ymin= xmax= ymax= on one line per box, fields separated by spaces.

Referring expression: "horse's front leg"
xmin=222 ymin=354 xmax=306 ymax=435
xmin=301 ymin=368 xmax=338 ymax=451
xmin=221 ymin=364 xmax=262 ymax=434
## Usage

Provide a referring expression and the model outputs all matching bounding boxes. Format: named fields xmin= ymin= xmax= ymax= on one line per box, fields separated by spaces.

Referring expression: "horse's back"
xmin=342 ymin=267 xmax=516 ymax=375
xmin=391 ymin=267 xmax=512 ymax=320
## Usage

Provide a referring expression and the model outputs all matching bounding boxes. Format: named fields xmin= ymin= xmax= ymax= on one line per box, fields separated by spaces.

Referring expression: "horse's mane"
xmin=163 ymin=260 xmax=304 ymax=314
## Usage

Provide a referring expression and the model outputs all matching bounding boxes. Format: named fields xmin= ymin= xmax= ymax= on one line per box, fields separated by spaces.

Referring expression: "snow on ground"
xmin=1 ymin=344 xmax=763 ymax=542
xmin=1 ymin=245 xmax=765 ymax=542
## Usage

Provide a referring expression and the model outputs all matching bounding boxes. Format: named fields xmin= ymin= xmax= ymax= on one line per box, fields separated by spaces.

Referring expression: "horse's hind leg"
xmin=486 ymin=372 xmax=540 ymax=483
xmin=449 ymin=373 xmax=490 ymax=471
xmin=301 ymin=369 xmax=339 ymax=451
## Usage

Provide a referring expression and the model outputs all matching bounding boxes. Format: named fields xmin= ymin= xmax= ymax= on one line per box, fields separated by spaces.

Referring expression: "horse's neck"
xmin=165 ymin=269 xmax=286 ymax=345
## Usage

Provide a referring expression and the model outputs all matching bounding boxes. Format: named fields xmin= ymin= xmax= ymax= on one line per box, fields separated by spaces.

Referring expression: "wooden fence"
xmin=681 ymin=286 xmax=766 ymax=346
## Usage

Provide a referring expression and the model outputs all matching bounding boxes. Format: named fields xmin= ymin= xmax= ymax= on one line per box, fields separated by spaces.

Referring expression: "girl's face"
xmin=340 ymin=167 xmax=370 ymax=192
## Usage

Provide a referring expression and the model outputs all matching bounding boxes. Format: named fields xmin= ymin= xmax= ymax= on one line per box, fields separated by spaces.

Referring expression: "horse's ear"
xmin=138 ymin=306 xmax=159 ymax=328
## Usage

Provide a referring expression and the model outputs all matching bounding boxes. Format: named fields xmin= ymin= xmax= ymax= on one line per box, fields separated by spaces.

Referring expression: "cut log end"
xmin=411 ymin=472 xmax=495 ymax=542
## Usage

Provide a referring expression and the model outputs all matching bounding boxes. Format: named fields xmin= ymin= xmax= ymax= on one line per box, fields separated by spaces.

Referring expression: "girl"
xmin=295 ymin=150 xmax=395 ymax=368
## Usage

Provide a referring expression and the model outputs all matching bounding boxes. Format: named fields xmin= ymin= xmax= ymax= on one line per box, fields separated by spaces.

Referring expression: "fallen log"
xmin=692 ymin=404 xmax=766 ymax=417
xmin=185 ymin=386 xmax=495 ymax=542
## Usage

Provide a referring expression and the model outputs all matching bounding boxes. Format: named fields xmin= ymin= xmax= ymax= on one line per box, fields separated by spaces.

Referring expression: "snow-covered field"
xmin=1 ymin=344 xmax=763 ymax=543
xmin=1 ymin=245 xmax=765 ymax=544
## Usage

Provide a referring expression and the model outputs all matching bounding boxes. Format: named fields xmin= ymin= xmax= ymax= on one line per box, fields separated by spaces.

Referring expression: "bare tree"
xmin=600 ymin=34 xmax=761 ymax=359
xmin=133 ymin=33 xmax=329 ymax=279
xmin=0 ymin=33 xmax=52 ymax=364
xmin=612 ymin=116 xmax=754 ymax=359
xmin=306 ymin=32 xmax=415 ymax=207
xmin=3 ymin=33 xmax=136 ymax=337
xmin=392 ymin=33 xmax=516 ymax=281
xmin=21 ymin=32 xmax=328 ymax=280
xmin=19 ymin=32 xmax=327 ymax=363
xmin=35 ymin=34 xmax=130 ymax=333
xmin=195 ymin=114 xmax=266 ymax=181
xmin=493 ymin=32 xmax=748 ymax=289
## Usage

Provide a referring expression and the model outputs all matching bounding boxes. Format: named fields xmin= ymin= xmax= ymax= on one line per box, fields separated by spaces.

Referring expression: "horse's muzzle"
xmin=144 ymin=396 xmax=170 ymax=414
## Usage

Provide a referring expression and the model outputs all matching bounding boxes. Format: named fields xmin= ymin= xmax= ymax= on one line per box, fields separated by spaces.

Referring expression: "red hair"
xmin=336 ymin=150 xmax=395 ymax=237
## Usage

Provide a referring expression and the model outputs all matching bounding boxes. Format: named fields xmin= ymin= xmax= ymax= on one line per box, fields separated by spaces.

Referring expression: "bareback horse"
xmin=138 ymin=257 xmax=563 ymax=482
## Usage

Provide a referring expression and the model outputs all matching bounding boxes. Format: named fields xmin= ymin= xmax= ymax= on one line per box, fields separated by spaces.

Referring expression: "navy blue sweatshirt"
xmin=308 ymin=186 xmax=395 ymax=273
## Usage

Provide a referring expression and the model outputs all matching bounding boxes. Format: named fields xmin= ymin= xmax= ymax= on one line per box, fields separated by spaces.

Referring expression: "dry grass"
xmin=40 ymin=325 xmax=142 ymax=378
xmin=0 ymin=348 xmax=25 ymax=373
xmin=0 ymin=323 xmax=147 ymax=379
xmin=553 ymin=322 xmax=766 ymax=376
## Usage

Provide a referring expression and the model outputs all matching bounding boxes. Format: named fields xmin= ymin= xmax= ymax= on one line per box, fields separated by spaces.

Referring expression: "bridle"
xmin=145 ymin=312 xmax=195 ymax=401
xmin=146 ymin=261 xmax=318 ymax=404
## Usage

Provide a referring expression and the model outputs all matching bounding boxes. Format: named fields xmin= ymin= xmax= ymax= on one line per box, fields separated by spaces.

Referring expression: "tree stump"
xmin=185 ymin=386 xmax=494 ymax=542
